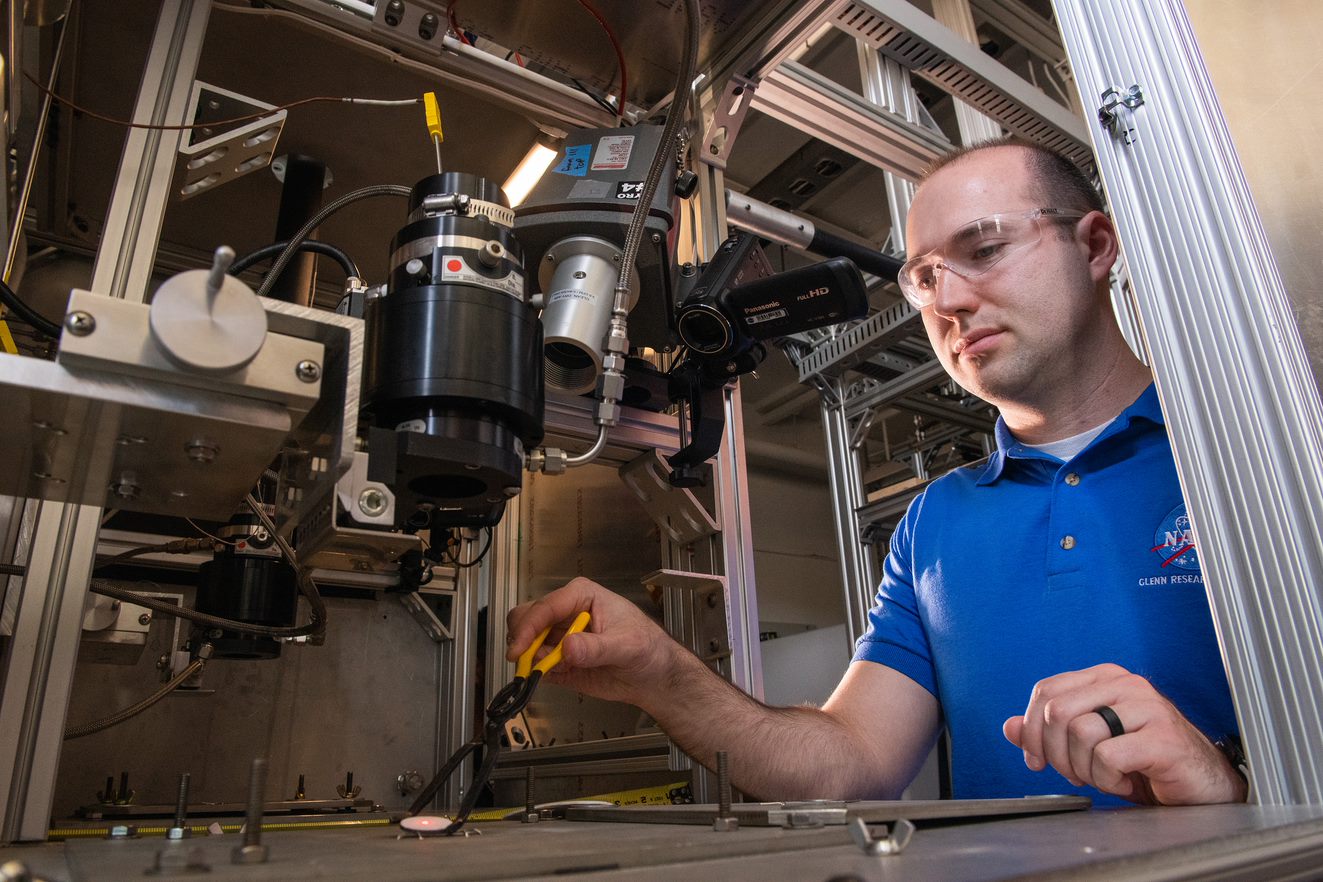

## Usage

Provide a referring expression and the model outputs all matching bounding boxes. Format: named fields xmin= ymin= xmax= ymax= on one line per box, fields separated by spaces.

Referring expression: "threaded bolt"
xmin=716 ymin=751 xmax=731 ymax=815
xmin=522 ymin=766 xmax=539 ymax=823
xmin=232 ymin=758 xmax=269 ymax=863
xmin=243 ymin=760 xmax=266 ymax=846
xmin=166 ymin=772 xmax=191 ymax=840
xmin=713 ymin=751 xmax=738 ymax=832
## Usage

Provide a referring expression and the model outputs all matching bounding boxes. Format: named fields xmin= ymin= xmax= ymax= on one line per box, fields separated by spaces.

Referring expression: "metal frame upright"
xmin=0 ymin=0 xmax=214 ymax=843
xmin=1054 ymin=0 xmax=1323 ymax=805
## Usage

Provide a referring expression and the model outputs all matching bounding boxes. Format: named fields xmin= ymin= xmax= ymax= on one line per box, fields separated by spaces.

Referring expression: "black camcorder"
xmin=675 ymin=232 xmax=869 ymax=362
xmin=665 ymin=232 xmax=870 ymax=486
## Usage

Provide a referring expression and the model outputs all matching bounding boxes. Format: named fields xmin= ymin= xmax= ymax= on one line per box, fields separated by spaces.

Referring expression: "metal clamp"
xmin=848 ymin=816 xmax=915 ymax=856
xmin=1097 ymin=85 xmax=1144 ymax=142
xmin=766 ymin=800 xmax=847 ymax=828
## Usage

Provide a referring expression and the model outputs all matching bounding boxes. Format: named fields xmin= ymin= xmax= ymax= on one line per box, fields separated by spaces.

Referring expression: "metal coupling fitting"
xmin=343 ymin=275 xmax=368 ymax=295
xmin=600 ymin=352 xmax=627 ymax=374
xmin=598 ymin=371 xmax=625 ymax=402
xmin=595 ymin=400 xmax=621 ymax=427
xmin=195 ymin=643 xmax=215 ymax=661
xmin=605 ymin=325 xmax=630 ymax=356
xmin=527 ymin=447 xmax=568 ymax=475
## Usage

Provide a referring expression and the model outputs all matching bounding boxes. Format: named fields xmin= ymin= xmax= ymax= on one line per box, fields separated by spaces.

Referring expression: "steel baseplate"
xmin=562 ymin=795 xmax=1091 ymax=826
xmin=0 ymin=293 xmax=360 ymax=521
xmin=619 ymin=450 xmax=720 ymax=545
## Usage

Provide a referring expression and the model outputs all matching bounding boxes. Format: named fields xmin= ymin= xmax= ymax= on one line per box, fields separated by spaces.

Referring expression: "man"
xmin=507 ymin=138 xmax=1246 ymax=807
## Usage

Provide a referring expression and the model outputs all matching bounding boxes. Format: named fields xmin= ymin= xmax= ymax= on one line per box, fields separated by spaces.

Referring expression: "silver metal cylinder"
xmin=537 ymin=236 xmax=637 ymax=394
xmin=724 ymin=190 xmax=816 ymax=250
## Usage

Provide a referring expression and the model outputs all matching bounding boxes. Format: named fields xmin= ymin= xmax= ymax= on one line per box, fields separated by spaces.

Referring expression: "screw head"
xmin=358 ymin=488 xmax=388 ymax=517
xmin=138 ymin=613 xmax=152 ymax=626
xmin=109 ymin=479 xmax=140 ymax=501
xmin=185 ymin=441 xmax=219 ymax=464
xmin=296 ymin=360 xmax=321 ymax=383
xmin=65 ymin=311 xmax=96 ymax=335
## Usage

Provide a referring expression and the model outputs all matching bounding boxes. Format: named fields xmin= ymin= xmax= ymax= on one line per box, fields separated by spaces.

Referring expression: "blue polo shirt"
xmin=854 ymin=384 xmax=1237 ymax=806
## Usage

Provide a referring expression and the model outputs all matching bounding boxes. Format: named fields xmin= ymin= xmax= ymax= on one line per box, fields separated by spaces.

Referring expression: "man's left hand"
xmin=1002 ymin=663 xmax=1246 ymax=805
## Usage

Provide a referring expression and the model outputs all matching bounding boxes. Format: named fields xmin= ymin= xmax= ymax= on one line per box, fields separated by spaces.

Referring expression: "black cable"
xmin=230 ymin=239 xmax=361 ymax=279
xmin=571 ymin=77 xmax=620 ymax=119
xmin=256 ymin=184 xmax=412 ymax=299
xmin=0 ymin=278 xmax=62 ymax=338
xmin=445 ymin=527 xmax=494 ymax=569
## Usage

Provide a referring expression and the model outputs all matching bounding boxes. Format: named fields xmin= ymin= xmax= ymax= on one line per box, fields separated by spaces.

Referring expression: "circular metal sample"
xmin=149 ymin=270 xmax=268 ymax=373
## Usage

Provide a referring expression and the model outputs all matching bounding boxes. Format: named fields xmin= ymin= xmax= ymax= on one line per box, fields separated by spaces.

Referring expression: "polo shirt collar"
xmin=975 ymin=382 xmax=1163 ymax=485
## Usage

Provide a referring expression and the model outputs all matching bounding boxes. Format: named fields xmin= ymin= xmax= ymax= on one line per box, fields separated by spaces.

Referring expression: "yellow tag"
xmin=424 ymin=91 xmax=443 ymax=142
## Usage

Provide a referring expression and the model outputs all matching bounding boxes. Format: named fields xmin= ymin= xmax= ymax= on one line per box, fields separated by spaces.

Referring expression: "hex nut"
xmin=712 ymin=816 xmax=740 ymax=832
xmin=165 ymin=826 xmax=190 ymax=840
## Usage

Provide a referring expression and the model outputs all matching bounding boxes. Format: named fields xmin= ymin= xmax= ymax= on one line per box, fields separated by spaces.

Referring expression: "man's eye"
xmin=969 ymin=241 xmax=1008 ymax=261
xmin=914 ymin=269 xmax=936 ymax=290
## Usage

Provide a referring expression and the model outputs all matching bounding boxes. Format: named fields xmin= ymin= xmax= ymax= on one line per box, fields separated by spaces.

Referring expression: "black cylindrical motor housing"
xmin=364 ymin=173 xmax=544 ymax=527
xmin=196 ymin=549 xmax=298 ymax=660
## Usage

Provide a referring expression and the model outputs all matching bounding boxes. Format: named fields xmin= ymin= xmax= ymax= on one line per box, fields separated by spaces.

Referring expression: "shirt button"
xmin=1065 ymin=473 xmax=1081 ymax=486
xmin=1060 ymin=535 xmax=1076 ymax=550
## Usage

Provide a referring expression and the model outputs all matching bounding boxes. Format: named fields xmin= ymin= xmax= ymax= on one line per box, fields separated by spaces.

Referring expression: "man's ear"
xmin=1079 ymin=211 xmax=1120 ymax=284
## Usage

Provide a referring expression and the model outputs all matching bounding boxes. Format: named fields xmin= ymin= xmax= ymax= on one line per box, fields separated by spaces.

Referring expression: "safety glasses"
xmin=898 ymin=208 xmax=1086 ymax=309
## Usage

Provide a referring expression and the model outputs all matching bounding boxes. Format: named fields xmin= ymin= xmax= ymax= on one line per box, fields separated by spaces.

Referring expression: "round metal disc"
xmin=149 ymin=270 xmax=268 ymax=373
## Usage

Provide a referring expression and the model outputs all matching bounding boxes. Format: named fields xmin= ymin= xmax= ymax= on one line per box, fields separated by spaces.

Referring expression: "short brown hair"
xmin=922 ymin=136 xmax=1105 ymax=214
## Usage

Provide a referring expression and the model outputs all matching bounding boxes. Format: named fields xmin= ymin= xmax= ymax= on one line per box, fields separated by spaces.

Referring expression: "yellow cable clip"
xmin=423 ymin=91 xmax=443 ymax=143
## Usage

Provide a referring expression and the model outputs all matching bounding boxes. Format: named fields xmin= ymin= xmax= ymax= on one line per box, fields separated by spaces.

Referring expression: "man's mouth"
xmin=954 ymin=328 xmax=1003 ymax=357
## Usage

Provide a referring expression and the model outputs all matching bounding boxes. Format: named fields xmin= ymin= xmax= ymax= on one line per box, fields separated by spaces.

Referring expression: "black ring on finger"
xmin=1094 ymin=705 xmax=1125 ymax=738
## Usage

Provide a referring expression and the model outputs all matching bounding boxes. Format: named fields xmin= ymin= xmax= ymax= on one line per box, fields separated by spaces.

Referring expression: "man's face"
xmin=905 ymin=148 xmax=1098 ymax=408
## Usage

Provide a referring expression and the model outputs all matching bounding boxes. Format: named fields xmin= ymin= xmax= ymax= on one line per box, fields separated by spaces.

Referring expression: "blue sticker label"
xmin=1151 ymin=503 xmax=1199 ymax=571
xmin=554 ymin=144 xmax=591 ymax=177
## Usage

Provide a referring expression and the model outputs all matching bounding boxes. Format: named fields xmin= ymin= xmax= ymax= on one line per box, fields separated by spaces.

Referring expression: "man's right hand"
xmin=505 ymin=577 xmax=685 ymax=707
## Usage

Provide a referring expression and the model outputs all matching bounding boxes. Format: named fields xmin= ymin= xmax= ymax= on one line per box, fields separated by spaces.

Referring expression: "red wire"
xmin=575 ymin=0 xmax=628 ymax=123
xmin=445 ymin=0 xmax=472 ymax=46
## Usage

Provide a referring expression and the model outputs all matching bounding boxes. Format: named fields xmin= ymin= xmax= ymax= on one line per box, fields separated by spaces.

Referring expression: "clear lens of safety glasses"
xmin=898 ymin=208 xmax=1085 ymax=309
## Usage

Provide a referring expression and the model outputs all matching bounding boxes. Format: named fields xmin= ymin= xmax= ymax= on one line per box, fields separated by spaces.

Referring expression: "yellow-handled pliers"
xmin=406 ymin=611 xmax=591 ymax=832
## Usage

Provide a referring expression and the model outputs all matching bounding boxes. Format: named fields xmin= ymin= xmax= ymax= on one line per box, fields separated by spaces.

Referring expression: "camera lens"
xmin=677 ymin=305 xmax=733 ymax=356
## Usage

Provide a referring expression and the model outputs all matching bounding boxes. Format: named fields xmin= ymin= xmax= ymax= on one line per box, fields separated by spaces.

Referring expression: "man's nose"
xmin=930 ymin=264 xmax=980 ymax=319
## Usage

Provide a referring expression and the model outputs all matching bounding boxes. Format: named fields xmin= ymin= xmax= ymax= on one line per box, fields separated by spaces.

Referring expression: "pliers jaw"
xmin=401 ymin=611 xmax=591 ymax=835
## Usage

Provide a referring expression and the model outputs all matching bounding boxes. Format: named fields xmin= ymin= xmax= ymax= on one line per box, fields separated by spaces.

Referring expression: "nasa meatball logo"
xmin=1151 ymin=504 xmax=1199 ymax=571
